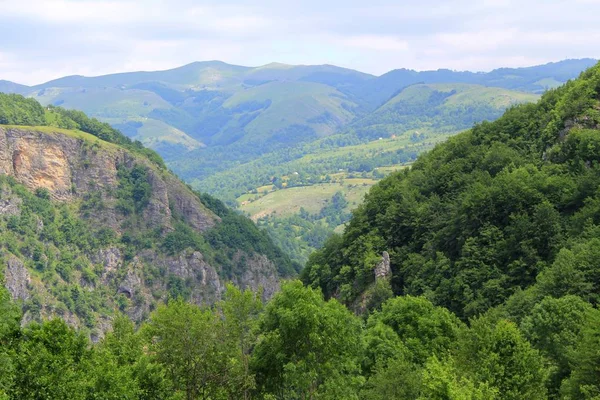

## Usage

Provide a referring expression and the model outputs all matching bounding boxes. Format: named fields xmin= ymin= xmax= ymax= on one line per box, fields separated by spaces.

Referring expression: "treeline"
xmin=187 ymin=136 xmax=425 ymax=206
xmin=4 ymin=279 xmax=595 ymax=400
xmin=0 ymin=93 xmax=164 ymax=168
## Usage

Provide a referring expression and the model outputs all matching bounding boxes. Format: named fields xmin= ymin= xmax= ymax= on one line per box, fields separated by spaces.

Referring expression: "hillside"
xmin=0 ymin=59 xmax=591 ymax=155
xmin=298 ymin=60 xmax=600 ymax=398
xmin=304 ymin=60 xmax=600 ymax=315
xmin=1 ymin=60 xmax=593 ymax=269
xmin=0 ymin=94 xmax=295 ymax=337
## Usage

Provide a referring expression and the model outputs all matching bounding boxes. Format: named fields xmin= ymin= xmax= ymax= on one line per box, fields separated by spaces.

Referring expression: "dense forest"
xmin=300 ymin=62 xmax=600 ymax=397
xmin=2 ymin=280 xmax=584 ymax=400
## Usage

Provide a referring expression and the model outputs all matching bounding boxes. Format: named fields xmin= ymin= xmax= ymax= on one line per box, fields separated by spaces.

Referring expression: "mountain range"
xmin=2 ymin=59 xmax=595 ymax=161
xmin=2 ymin=58 xmax=597 ymax=265
xmin=2 ymin=59 xmax=600 ymax=399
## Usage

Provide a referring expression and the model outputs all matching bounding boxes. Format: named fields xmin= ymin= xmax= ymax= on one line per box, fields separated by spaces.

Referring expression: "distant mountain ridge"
xmin=0 ymin=58 xmax=596 ymax=203
xmin=5 ymin=58 xmax=596 ymax=93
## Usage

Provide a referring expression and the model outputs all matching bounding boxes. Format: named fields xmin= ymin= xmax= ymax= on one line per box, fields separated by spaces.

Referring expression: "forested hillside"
xmin=2 ymin=60 xmax=592 ymax=266
xmin=299 ymin=61 xmax=600 ymax=398
xmin=0 ymin=93 xmax=295 ymax=337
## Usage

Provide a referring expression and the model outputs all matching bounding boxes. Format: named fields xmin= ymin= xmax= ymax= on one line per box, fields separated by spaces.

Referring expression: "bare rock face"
xmin=0 ymin=126 xmax=285 ymax=332
xmin=0 ymin=185 xmax=22 ymax=216
xmin=0 ymin=127 xmax=219 ymax=232
xmin=4 ymin=256 xmax=30 ymax=301
xmin=374 ymin=251 xmax=391 ymax=280
xmin=232 ymin=251 xmax=280 ymax=300
xmin=92 ymin=247 xmax=122 ymax=271
xmin=164 ymin=250 xmax=224 ymax=304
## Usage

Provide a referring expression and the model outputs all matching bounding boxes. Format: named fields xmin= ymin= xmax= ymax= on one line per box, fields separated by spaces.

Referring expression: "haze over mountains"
xmin=2 ymin=59 xmax=595 ymax=157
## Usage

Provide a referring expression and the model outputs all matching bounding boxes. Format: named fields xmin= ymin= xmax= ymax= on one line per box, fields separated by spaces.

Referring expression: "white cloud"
xmin=0 ymin=0 xmax=598 ymax=84
xmin=0 ymin=0 xmax=140 ymax=23
xmin=340 ymin=35 xmax=409 ymax=52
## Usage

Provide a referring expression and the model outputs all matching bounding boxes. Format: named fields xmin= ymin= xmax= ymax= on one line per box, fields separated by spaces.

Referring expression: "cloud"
xmin=0 ymin=0 xmax=598 ymax=84
xmin=339 ymin=35 xmax=410 ymax=52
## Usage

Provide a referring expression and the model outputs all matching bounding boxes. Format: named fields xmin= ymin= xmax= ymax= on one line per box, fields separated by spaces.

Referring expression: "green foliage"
xmin=560 ymin=317 xmax=600 ymax=399
xmin=0 ymin=93 xmax=46 ymax=126
xmin=0 ymin=93 xmax=165 ymax=168
xmin=251 ymin=281 xmax=364 ymax=399
xmin=206 ymin=212 xmax=298 ymax=277
xmin=116 ymin=164 xmax=152 ymax=215
xmin=143 ymin=300 xmax=235 ymax=399
xmin=304 ymin=61 xmax=600 ymax=320
xmin=521 ymin=296 xmax=600 ymax=398
xmin=10 ymin=319 xmax=89 ymax=399
xmin=368 ymin=296 xmax=463 ymax=365
xmin=418 ymin=356 xmax=498 ymax=400
xmin=456 ymin=317 xmax=549 ymax=400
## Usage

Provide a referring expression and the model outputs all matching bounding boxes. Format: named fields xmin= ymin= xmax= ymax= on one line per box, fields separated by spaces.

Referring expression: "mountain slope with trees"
xmin=0 ymin=93 xmax=295 ymax=337
xmin=303 ymin=61 xmax=600 ymax=317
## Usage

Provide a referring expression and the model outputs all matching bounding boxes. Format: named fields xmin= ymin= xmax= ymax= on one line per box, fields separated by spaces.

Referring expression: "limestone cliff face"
xmin=0 ymin=126 xmax=282 ymax=331
xmin=0 ymin=126 xmax=217 ymax=232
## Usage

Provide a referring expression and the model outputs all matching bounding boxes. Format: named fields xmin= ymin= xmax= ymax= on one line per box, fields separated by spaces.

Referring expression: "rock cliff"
xmin=0 ymin=125 xmax=285 ymax=334
xmin=0 ymin=126 xmax=217 ymax=232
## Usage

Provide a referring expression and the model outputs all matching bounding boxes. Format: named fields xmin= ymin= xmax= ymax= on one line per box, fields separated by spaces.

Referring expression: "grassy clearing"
xmin=239 ymin=180 xmax=373 ymax=221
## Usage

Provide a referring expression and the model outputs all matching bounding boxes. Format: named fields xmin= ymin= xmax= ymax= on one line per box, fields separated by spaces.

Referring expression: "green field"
xmin=239 ymin=179 xmax=376 ymax=221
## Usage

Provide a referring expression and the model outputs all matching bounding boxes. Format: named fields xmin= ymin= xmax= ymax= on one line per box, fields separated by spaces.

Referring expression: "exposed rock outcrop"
xmin=4 ymin=256 xmax=30 ymax=301
xmin=374 ymin=251 xmax=391 ymax=280
xmin=232 ymin=251 xmax=280 ymax=300
xmin=0 ymin=126 xmax=286 ymax=332
xmin=0 ymin=127 xmax=218 ymax=232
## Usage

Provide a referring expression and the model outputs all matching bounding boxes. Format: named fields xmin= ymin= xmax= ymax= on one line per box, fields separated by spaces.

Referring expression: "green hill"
xmin=0 ymin=93 xmax=295 ymax=337
xmin=1 ymin=59 xmax=592 ymax=155
xmin=304 ymin=60 xmax=600 ymax=316
xmin=299 ymin=59 xmax=600 ymax=398
xmin=1 ymin=60 xmax=594 ymax=267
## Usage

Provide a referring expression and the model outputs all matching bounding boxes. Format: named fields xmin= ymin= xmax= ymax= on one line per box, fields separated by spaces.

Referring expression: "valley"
xmin=2 ymin=59 xmax=600 ymax=399
xmin=2 ymin=59 xmax=593 ymax=265
xmin=2 ymin=0 xmax=600 ymax=395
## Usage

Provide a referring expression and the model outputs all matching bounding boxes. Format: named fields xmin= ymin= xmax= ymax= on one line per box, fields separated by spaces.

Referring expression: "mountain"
xmin=299 ymin=59 xmax=600 ymax=398
xmin=349 ymin=58 xmax=598 ymax=108
xmin=2 ymin=59 xmax=592 ymax=156
xmin=303 ymin=60 xmax=600 ymax=316
xmin=1 ymin=59 xmax=594 ymax=266
xmin=0 ymin=93 xmax=295 ymax=337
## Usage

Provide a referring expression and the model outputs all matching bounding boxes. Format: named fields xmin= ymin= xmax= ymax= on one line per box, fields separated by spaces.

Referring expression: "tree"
xmin=220 ymin=284 xmax=264 ymax=399
xmin=418 ymin=356 xmax=498 ymax=400
xmin=560 ymin=310 xmax=600 ymax=399
xmin=10 ymin=319 xmax=89 ymax=399
xmin=251 ymin=280 xmax=364 ymax=399
xmin=361 ymin=354 xmax=422 ymax=400
xmin=520 ymin=295 xmax=600 ymax=397
xmin=0 ymin=287 xmax=21 ymax=397
xmin=370 ymin=296 xmax=463 ymax=364
xmin=456 ymin=317 xmax=548 ymax=400
xmin=143 ymin=300 xmax=234 ymax=400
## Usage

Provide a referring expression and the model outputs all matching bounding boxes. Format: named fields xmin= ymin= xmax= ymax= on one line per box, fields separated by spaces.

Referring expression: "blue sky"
xmin=1 ymin=0 xmax=599 ymax=85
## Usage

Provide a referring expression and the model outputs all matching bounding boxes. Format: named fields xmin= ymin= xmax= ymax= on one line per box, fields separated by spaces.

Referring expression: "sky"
xmin=0 ymin=0 xmax=599 ymax=85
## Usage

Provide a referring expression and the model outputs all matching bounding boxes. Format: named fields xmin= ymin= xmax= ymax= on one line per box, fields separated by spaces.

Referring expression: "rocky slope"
xmin=0 ymin=122 xmax=291 ymax=337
